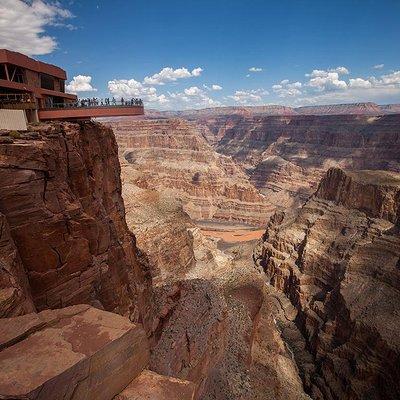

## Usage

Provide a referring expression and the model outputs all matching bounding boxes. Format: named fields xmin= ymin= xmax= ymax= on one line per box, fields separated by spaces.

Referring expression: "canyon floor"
xmin=1 ymin=110 xmax=399 ymax=400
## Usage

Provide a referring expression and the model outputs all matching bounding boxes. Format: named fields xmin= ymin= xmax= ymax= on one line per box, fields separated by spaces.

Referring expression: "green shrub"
xmin=9 ymin=131 xmax=21 ymax=139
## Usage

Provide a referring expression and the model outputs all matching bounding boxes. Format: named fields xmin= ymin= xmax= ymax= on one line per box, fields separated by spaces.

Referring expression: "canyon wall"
xmin=145 ymin=102 xmax=400 ymax=120
xmin=110 ymin=118 xmax=275 ymax=226
xmin=254 ymin=168 xmax=400 ymax=399
xmin=203 ymin=113 xmax=400 ymax=209
xmin=108 ymin=110 xmax=400 ymax=217
xmin=0 ymin=122 xmax=153 ymax=327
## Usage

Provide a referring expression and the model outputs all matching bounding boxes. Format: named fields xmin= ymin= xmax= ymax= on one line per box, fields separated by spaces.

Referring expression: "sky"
xmin=1 ymin=0 xmax=400 ymax=109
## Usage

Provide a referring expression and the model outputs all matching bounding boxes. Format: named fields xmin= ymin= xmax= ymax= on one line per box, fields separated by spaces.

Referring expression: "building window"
xmin=40 ymin=73 xmax=55 ymax=90
xmin=0 ymin=64 xmax=7 ymax=80
xmin=8 ymin=65 xmax=25 ymax=83
xmin=60 ymin=79 xmax=65 ymax=92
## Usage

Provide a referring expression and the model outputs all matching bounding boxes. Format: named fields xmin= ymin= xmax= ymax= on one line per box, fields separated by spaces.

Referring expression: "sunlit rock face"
xmin=0 ymin=122 xmax=153 ymax=328
xmin=109 ymin=118 xmax=275 ymax=226
xmin=200 ymin=113 xmax=400 ymax=210
xmin=254 ymin=168 xmax=400 ymax=400
xmin=142 ymin=109 xmax=400 ymax=214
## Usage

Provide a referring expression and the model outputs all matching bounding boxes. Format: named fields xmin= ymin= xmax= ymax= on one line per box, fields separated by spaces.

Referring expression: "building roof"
xmin=0 ymin=49 xmax=67 ymax=80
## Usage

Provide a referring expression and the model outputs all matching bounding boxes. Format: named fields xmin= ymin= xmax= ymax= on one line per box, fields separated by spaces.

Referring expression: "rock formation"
xmin=212 ymin=114 xmax=400 ymax=209
xmin=295 ymin=102 xmax=383 ymax=115
xmin=0 ymin=305 xmax=149 ymax=400
xmin=0 ymin=212 xmax=35 ymax=317
xmin=142 ymin=108 xmax=400 ymax=213
xmin=110 ymin=118 xmax=274 ymax=226
xmin=2 ymin=116 xmax=399 ymax=400
xmin=106 ymin=110 xmax=400 ymax=217
xmin=115 ymin=370 xmax=197 ymax=400
xmin=0 ymin=122 xmax=153 ymax=327
xmin=254 ymin=168 xmax=400 ymax=399
xmin=121 ymin=180 xmax=310 ymax=399
xmin=122 ymin=184 xmax=197 ymax=282
xmin=145 ymin=102 xmax=399 ymax=120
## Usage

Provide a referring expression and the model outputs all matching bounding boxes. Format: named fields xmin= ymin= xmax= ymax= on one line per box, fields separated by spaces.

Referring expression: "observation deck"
xmin=38 ymin=98 xmax=144 ymax=120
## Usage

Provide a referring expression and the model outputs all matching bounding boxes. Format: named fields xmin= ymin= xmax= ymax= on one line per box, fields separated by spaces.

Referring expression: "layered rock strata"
xmin=0 ymin=122 xmax=152 ymax=327
xmin=254 ymin=168 xmax=400 ymax=399
xmin=214 ymin=114 xmax=400 ymax=209
xmin=110 ymin=118 xmax=274 ymax=226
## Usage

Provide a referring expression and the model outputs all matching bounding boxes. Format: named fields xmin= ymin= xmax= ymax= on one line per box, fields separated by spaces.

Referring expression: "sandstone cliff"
xmin=213 ymin=114 xmax=400 ymax=209
xmin=0 ymin=122 xmax=152 ymax=327
xmin=254 ymin=168 xmax=400 ymax=399
xmin=0 ymin=212 xmax=35 ymax=317
xmin=110 ymin=118 xmax=274 ymax=226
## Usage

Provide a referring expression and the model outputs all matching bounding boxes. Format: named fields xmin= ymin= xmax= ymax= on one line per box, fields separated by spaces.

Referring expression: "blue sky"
xmin=1 ymin=0 xmax=400 ymax=109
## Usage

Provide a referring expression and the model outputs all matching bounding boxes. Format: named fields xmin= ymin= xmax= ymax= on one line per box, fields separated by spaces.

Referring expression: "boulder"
xmin=0 ymin=305 xmax=149 ymax=400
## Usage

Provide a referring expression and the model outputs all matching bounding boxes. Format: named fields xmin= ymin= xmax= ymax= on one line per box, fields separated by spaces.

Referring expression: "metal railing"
xmin=43 ymin=98 xmax=143 ymax=110
xmin=0 ymin=93 xmax=36 ymax=105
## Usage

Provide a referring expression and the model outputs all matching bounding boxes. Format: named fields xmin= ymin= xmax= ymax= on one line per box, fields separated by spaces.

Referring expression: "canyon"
xmin=0 ymin=104 xmax=399 ymax=400
xmin=110 ymin=118 xmax=275 ymax=226
xmin=108 ymin=107 xmax=400 ymax=215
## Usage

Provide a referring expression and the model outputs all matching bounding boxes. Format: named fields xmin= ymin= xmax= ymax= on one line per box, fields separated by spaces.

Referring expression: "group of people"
xmin=0 ymin=93 xmax=34 ymax=105
xmin=78 ymin=97 xmax=143 ymax=107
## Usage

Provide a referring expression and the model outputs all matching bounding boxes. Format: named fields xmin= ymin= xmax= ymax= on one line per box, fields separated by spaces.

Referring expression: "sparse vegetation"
xmin=9 ymin=131 xmax=21 ymax=139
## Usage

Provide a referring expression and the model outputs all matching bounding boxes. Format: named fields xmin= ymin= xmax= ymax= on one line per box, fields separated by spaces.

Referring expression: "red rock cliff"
xmin=254 ymin=168 xmax=400 ymax=399
xmin=0 ymin=122 xmax=152 ymax=326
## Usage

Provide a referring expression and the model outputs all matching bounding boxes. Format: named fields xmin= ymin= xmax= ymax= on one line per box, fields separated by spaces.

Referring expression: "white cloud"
xmin=373 ymin=64 xmax=384 ymax=70
xmin=306 ymin=66 xmax=349 ymax=78
xmin=143 ymin=67 xmax=203 ymax=85
xmin=380 ymin=70 xmax=400 ymax=85
xmin=191 ymin=67 xmax=203 ymax=77
xmin=108 ymin=79 xmax=168 ymax=105
xmin=0 ymin=0 xmax=74 ymax=56
xmin=203 ymin=84 xmax=223 ymax=91
xmin=108 ymin=64 xmax=204 ymax=107
xmin=328 ymin=66 xmax=349 ymax=75
xmin=184 ymin=86 xmax=203 ymax=96
xmin=273 ymin=80 xmax=302 ymax=97
xmin=249 ymin=67 xmax=263 ymax=72
xmin=349 ymin=78 xmax=372 ymax=88
xmin=306 ymin=69 xmax=348 ymax=92
xmin=169 ymin=86 xmax=222 ymax=109
xmin=292 ymin=69 xmax=400 ymax=105
xmin=228 ymin=89 xmax=269 ymax=105
xmin=66 ymin=75 xmax=97 ymax=93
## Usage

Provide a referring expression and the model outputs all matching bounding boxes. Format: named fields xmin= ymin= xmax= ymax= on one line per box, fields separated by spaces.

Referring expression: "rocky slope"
xmin=110 ymin=118 xmax=274 ymax=226
xmin=0 ymin=122 xmax=153 ymax=327
xmin=254 ymin=168 xmax=400 ymax=399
